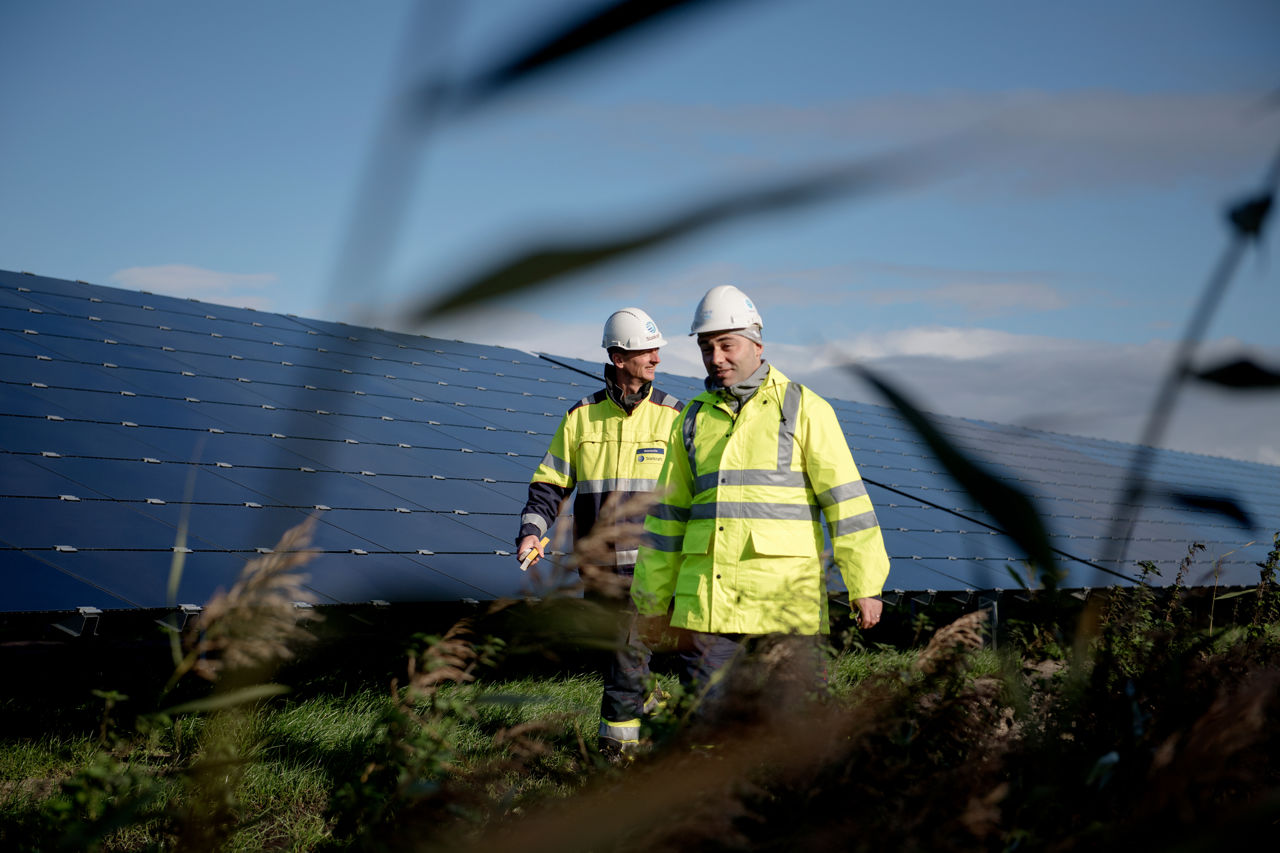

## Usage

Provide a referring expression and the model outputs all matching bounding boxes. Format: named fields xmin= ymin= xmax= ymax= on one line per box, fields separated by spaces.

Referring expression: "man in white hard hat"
xmin=516 ymin=307 xmax=684 ymax=757
xmin=632 ymin=285 xmax=890 ymax=711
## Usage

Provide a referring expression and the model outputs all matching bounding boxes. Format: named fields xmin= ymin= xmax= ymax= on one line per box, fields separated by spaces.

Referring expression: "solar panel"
xmin=7 ymin=549 xmax=141 ymax=612
xmin=3 ymin=269 xmax=1279 ymax=625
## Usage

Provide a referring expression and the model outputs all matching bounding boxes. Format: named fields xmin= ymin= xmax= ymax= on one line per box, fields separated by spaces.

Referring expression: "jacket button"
xmin=716 ymin=574 xmax=721 ymax=579
xmin=718 ymin=526 xmax=724 ymax=531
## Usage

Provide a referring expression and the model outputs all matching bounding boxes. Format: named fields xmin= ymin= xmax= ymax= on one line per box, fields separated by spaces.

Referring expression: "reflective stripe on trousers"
xmin=599 ymin=718 xmax=641 ymax=744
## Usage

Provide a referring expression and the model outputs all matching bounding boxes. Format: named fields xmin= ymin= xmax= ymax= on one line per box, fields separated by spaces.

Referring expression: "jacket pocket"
xmin=630 ymin=434 xmax=669 ymax=469
xmin=674 ymin=522 xmax=712 ymax=596
xmin=681 ymin=521 xmax=713 ymax=555
xmin=746 ymin=524 xmax=819 ymax=559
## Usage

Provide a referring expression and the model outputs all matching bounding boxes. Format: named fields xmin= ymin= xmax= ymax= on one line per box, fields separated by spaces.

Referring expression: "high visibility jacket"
xmin=519 ymin=380 xmax=683 ymax=571
xmin=632 ymin=366 xmax=889 ymax=634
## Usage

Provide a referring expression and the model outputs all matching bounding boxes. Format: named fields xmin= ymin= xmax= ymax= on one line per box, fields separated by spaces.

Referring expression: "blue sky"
xmin=3 ymin=0 xmax=1279 ymax=463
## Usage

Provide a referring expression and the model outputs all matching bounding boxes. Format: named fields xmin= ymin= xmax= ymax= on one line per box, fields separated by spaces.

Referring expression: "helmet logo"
xmin=645 ymin=321 xmax=657 ymax=334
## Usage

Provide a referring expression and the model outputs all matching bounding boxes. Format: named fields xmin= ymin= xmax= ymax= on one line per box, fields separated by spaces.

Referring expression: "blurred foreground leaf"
xmin=1004 ymin=564 xmax=1031 ymax=590
xmin=159 ymin=683 xmax=290 ymax=716
xmin=1192 ymin=357 xmax=1280 ymax=389
xmin=1098 ymin=145 xmax=1279 ymax=573
xmin=1167 ymin=490 xmax=1256 ymax=529
xmin=1227 ymin=191 xmax=1273 ymax=237
xmin=452 ymin=0 xmax=749 ymax=112
xmin=414 ymin=149 xmax=946 ymax=319
xmin=848 ymin=362 xmax=1062 ymax=590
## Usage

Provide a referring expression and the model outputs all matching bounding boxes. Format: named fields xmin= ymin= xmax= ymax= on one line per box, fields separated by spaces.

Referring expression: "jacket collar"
xmin=604 ymin=362 xmax=652 ymax=414
xmin=704 ymin=360 xmax=778 ymax=412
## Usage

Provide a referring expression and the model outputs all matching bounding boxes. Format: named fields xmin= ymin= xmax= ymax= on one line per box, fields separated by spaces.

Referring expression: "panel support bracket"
xmin=53 ymin=606 xmax=103 ymax=638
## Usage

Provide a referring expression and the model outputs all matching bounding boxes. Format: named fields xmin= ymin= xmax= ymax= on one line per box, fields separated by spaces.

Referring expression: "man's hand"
xmin=516 ymin=534 xmax=544 ymax=569
xmin=854 ymin=596 xmax=883 ymax=630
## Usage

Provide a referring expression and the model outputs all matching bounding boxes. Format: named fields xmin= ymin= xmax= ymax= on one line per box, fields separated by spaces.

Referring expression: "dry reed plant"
xmin=331 ymin=615 xmax=577 ymax=849
xmin=565 ymin=491 xmax=659 ymax=601
xmin=1144 ymin=671 xmax=1279 ymax=817
xmin=914 ymin=608 xmax=989 ymax=676
xmin=515 ymin=491 xmax=659 ymax=666
xmin=439 ymin=610 xmax=1005 ymax=853
xmin=403 ymin=620 xmax=481 ymax=696
xmin=169 ymin=517 xmax=320 ymax=687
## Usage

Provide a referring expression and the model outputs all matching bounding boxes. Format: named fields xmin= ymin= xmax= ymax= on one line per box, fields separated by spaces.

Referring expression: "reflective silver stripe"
xmin=521 ymin=513 xmax=548 ymax=535
xmin=831 ymin=509 xmax=880 ymax=537
xmin=645 ymin=533 xmax=684 ymax=553
xmin=576 ymin=477 xmax=659 ymax=494
xmin=696 ymin=468 xmax=808 ymax=493
xmin=690 ymin=501 xmax=822 ymax=522
xmin=686 ymin=383 xmax=810 ymax=498
xmin=652 ymin=390 xmax=681 ymax=409
xmin=539 ymin=451 xmax=572 ymax=478
xmin=682 ymin=401 xmax=702 ymax=474
xmin=816 ymin=480 xmax=868 ymax=507
xmin=776 ymin=381 xmax=802 ymax=470
xmin=651 ymin=503 xmax=690 ymax=522
xmin=614 ymin=548 xmax=638 ymax=566
xmin=599 ymin=719 xmax=641 ymax=742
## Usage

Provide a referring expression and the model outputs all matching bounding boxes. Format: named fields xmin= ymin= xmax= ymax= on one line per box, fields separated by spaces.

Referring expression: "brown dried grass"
xmin=171 ymin=517 xmax=320 ymax=686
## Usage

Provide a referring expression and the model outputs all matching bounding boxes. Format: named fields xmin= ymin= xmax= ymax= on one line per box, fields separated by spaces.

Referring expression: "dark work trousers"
xmin=585 ymin=578 xmax=652 ymax=729
xmin=674 ymin=631 xmax=829 ymax=719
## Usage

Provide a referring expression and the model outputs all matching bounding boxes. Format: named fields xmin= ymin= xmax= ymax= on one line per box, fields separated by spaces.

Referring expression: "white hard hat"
xmin=690 ymin=285 xmax=763 ymax=337
xmin=602 ymin=307 xmax=667 ymax=351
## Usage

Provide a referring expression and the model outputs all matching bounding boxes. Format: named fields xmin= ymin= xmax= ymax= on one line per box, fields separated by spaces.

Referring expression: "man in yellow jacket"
xmin=517 ymin=307 xmax=683 ymax=756
xmin=632 ymin=285 xmax=889 ymax=703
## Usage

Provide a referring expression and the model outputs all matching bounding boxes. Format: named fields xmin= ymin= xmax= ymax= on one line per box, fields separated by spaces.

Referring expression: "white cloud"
xmin=110 ymin=265 xmax=278 ymax=311
xmin=786 ymin=325 xmax=1079 ymax=362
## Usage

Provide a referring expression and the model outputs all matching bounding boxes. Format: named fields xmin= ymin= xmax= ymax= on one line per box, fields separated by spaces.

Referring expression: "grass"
xmin=0 ymin=648 xmax=907 ymax=852
xmin=3 ymin=533 xmax=1277 ymax=851
xmin=1 ymin=628 xmax=1277 ymax=851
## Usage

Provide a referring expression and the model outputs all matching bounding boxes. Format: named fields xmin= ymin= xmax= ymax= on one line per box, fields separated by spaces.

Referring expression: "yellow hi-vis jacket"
xmin=519 ymin=381 xmax=683 ymax=571
xmin=632 ymin=366 xmax=890 ymax=634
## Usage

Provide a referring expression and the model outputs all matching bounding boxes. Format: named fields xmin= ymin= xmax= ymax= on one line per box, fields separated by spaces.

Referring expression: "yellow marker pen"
xmin=519 ymin=536 xmax=550 ymax=571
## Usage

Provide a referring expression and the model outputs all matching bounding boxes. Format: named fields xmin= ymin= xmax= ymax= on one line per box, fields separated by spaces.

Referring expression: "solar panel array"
xmin=541 ymin=353 xmax=1280 ymax=595
xmin=3 ymin=269 xmax=1277 ymax=620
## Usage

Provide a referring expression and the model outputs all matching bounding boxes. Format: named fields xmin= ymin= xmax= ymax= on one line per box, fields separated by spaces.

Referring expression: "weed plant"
xmin=3 ymin=529 xmax=1279 ymax=851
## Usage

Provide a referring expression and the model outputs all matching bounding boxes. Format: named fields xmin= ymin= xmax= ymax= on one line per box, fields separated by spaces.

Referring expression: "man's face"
xmin=612 ymin=347 xmax=661 ymax=385
xmin=698 ymin=331 xmax=763 ymax=387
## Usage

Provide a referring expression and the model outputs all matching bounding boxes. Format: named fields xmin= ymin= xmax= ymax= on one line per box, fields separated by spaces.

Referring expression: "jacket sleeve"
xmin=517 ymin=413 xmax=576 ymax=545
xmin=799 ymin=389 xmax=890 ymax=599
xmin=632 ymin=409 xmax=694 ymax=615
